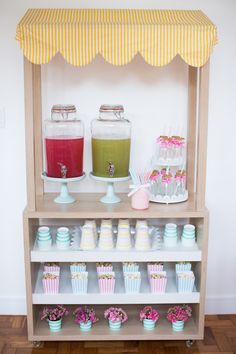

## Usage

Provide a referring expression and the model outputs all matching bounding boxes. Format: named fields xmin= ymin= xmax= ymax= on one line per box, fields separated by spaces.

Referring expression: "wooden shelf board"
xmin=33 ymin=263 xmax=200 ymax=305
xmin=25 ymin=193 xmax=207 ymax=218
xmin=33 ymin=315 xmax=200 ymax=341
xmin=31 ymin=244 xmax=201 ymax=262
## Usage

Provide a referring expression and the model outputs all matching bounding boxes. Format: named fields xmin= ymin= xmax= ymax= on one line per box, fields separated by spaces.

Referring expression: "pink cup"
xmin=131 ymin=188 xmax=149 ymax=210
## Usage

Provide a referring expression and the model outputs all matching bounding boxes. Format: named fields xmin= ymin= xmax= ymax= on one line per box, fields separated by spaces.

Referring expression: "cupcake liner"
xmin=71 ymin=278 xmax=88 ymax=293
xmin=124 ymin=277 xmax=141 ymax=293
xmin=42 ymin=277 xmax=59 ymax=294
xmin=98 ymin=278 xmax=115 ymax=293
xmin=150 ymin=277 xmax=167 ymax=293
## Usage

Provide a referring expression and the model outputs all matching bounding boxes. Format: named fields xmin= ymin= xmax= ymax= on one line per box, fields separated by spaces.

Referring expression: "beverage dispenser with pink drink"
xmin=44 ymin=105 xmax=84 ymax=179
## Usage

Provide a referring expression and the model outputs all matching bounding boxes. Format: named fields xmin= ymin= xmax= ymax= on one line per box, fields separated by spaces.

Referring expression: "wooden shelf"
xmin=33 ymin=263 xmax=200 ymax=305
xmin=31 ymin=243 xmax=202 ymax=262
xmin=33 ymin=313 xmax=199 ymax=341
xmin=25 ymin=193 xmax=207 ymax=219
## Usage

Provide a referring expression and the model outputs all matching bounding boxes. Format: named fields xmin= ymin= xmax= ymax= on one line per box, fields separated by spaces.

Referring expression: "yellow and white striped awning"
xmin=16 ymin=9 xmax=217 ymax=67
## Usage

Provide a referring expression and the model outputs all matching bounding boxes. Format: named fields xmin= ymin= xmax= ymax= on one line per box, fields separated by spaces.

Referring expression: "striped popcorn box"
xmin=44 ymin=263 xmax=60 ymax=273
xmin=149 ymin=271 xmax=167 ymax=293
xmin=98 ymin=272 xmax=115 ymax=293
xmin=71 ymin=272 xmax=88 ymax=293
xmin=123 ymin=262 xmax=139 ymax=273
xmin=176 ymin=271 xmax=195 ymax=293
xmin=175 ymin=262 xmax=191 ymax=272
xmin=96 ymin=262 xmax=113 ymax=274
xmin=70 ymin=262 xmax=86 ymax=273
xmin=42 ymin=272 xmax=59 ymax=294
xmin=124 ymin=272 xmax=141 ymax=293
xmin=147 ymin=262 xmax=164 ymax=273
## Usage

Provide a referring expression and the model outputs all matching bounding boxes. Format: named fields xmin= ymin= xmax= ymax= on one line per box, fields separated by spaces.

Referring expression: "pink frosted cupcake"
xmin=98 ymin=272 xmax=115 ymax=293
xmin=149 ymin=271 xmax=167 ymax=293
xmin=96 ymin=262 xmax=113 ymax=274
xmin=42 ymin=272 xmax=59 ymax=294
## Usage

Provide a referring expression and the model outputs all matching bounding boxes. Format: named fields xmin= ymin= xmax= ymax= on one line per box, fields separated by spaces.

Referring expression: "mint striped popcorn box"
xmin=123 ymin=262 xmax=139 ymax=273
xmin=70 ymin=262 xmax=86 ymax=273
xmin=42 ymin=272 xmax=59 ymax=294
xmin=98 ymin=272 xmax=115 ymax=293
xmin=71 ymin=271 xmax=88 ymax=294
xmin=149 ymin=271 xmax=167 ymax=293
xmin=124 ymin=271 xmax=141 ymax=293
xmin=175 ymin=262 xmax=191 ymax=272
xmin=176 ymin=271 xmax=195 ymax=293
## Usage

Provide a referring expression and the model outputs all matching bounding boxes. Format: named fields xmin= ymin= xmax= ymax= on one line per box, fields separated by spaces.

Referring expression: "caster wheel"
xmin=186 ymin=340 xmax=195 ymax=348
xmin=33 ymin=341 xmax=43 ymax=348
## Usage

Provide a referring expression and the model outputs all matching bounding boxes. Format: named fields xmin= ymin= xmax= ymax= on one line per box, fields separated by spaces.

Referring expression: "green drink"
xmin=92 ymin=138 xmax=131 ymax=178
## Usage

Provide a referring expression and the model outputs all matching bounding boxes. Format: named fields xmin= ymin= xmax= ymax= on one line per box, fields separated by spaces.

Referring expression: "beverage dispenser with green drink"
xmin=91 ymin=105 xmax=131 ymax=178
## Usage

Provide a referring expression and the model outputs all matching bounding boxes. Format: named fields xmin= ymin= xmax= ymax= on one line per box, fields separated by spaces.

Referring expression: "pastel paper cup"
xmin=37 ymin=239 xmax=52 ymax=251
xmin=175 ymin=263 xmax=191 ymax=272
xmin=147 ymin=264 xmax=164 ymax=273
xmin=70 ymin=264 xmax=86 ymax=273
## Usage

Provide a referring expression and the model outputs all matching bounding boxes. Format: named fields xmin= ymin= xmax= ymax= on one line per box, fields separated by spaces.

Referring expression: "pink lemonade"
xmin=45 ymin=136 xmax=84 ymax=178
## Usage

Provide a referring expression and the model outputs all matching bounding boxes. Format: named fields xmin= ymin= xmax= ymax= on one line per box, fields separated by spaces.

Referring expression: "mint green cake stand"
xmin=90 ymin=172 xmax=130 ymax=204
xmin=41 ymin=172 xmax=86 ymax=204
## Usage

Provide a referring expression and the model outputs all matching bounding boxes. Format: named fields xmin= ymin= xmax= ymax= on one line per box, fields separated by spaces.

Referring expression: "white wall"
xmin=0 ymin=0 xmax=235 ymax=314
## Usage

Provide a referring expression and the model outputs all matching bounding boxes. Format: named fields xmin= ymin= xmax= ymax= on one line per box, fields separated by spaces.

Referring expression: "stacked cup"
xmin=56 ymin=227 xmax=71 ymax=250
xmin=37 ymin=226 xmax=52 ymax=251
xmin=181 ymin=224 xmax=196 ymax=247
xmin=164 ymin=223 xmax=178 ymax=247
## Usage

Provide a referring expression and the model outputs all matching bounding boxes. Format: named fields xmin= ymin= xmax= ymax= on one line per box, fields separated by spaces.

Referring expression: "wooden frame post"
xmin=24 ymin=58 xmax=43 ymax=210
xmin=187 ymin=66 xmax=198 ymax=198
xmin=196 ymin=61 xmax=210 ymax=210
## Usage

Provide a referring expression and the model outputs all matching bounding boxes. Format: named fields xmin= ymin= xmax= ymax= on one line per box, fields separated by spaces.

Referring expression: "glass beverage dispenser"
xmin=91 ymin=105 xmax=131 ymax=178
xmin=44 ymin=104 xmax=84 ymax=178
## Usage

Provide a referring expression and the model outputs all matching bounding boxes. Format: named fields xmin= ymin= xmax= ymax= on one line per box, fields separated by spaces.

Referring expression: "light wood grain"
xmin=24 ymin=58 xmax=36 ymax=210
xmin=32 ymin=64 xmax=44 ymax=198
xmin=196 ymin=61 xmax=210 ymax=210
xmin=24 ymin=193 xmax=208 ymax=219
xmin=187 ymin=66 xmax=198 ymax=195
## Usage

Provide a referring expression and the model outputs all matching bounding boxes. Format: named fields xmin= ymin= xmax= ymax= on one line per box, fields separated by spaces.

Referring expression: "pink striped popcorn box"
xmin=96 ymin=263 xmax=113 ymax=274
xmin=44 ymin=263 xmax=60 ymax=273
xmin=149 ymin=271 xmax=167 ymax=293
xmin=147 ymin=263 xmax=164 ymax=274
xmin=98 ymin=272 xmax=115 ymax=293
xmin=42 ymin=273 xmax=59 ymax=294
